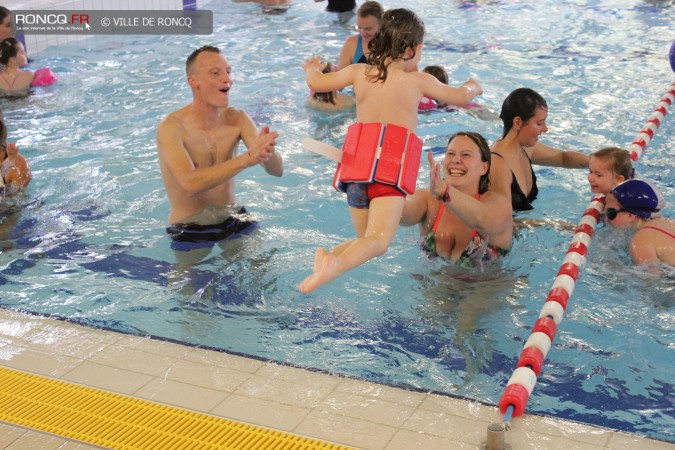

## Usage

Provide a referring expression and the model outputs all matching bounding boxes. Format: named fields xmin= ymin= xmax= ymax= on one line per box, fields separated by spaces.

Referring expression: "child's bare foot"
xmin=312 ymin=247 xmax=330 ymax=274
xmin=299 ymin=249 xmax=337 ymax=293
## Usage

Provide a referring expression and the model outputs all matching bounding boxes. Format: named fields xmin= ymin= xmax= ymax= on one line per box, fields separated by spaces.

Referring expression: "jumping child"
xmin=299 ymin=8 xmax=482 ymax=293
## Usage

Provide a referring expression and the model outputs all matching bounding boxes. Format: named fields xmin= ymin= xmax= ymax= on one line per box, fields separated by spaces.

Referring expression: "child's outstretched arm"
xmin=303 ymin=56 xmax=358 ymax=93
xmin=421 ymin=73 xmax=483 ymax=107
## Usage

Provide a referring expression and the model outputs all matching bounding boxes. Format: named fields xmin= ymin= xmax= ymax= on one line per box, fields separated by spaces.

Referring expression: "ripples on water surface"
xmin=1 ymin=0 xmax=673 ymax=442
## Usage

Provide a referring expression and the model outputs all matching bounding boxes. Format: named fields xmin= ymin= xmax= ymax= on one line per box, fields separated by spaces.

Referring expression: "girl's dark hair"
xmin=591 ymin=146 xmax=633 ymax=179
xmin=313 ymin=62 xmax=337 ymax=105
xmin=0 ymin=37 xmax=20 ymax=66
xmin=499 ymin=88 xmax=547 ymax=138
xmin=366 ymin=8 xmax=424 ymax=83
xmin=422 ymin=65 xmax=448 ymax=84
xmin=447 ymin=131 xmax=492 ymax=194
xmin=0 ymin=117 xmax=7 ymax=155
xmin=0 ymin=7 xmax=10 ymax=23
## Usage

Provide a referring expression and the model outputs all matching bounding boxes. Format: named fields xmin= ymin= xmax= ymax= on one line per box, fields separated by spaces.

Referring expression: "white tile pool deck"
xmin=0 ymin=308 xmax=673 ymax=450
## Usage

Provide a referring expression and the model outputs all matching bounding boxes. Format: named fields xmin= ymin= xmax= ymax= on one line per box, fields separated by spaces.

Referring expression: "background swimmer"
xmin=418 ymin=65 xmax=448 ymax=110
xmin=337 ymin=1 xmax=384 ymax=69
xmin=306 ymin=61 xmax=355 ymax=111
xmin=0 ymin=7 xmax=11 ymax=41
xmin=418 ymin=65 xmax=498 ymax=120
xmin=0 ymin=117 xmax=31 ymax=189
xmin=0 ymin=38 xmax=32 ymax=93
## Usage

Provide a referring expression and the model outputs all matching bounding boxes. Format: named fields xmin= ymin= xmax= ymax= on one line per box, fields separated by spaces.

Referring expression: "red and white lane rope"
xmin=498 ymin=65 xmax=674 ymax=426
xmin=628 ymin=81 xmax=675 ymax=161
xmin=498 ymin=197 xmax=603 ymax=423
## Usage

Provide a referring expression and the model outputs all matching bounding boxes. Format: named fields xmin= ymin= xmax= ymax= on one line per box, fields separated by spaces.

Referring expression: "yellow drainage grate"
xmin=0 ymin=366 xmax=353 ymax=450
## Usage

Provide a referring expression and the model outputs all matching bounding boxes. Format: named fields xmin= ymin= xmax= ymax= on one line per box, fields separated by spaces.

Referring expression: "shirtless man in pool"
xmin=157 ymin=46 xmax=283 ymax=255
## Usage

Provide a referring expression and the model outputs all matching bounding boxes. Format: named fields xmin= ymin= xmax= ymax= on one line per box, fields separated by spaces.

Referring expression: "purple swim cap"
xmin=612 ymin=179 xmax=666 ymax=219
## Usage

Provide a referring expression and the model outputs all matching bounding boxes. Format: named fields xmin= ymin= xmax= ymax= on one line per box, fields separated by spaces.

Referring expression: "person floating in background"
xmin=401 ymin=132 xmax=512 ymax=266
xmin=418 ymin=65 xmax=498 ymax=120
xmin=587 ymin=146 xmax=634 ymax=196
xmin=0 ymin=6 xmax=31 ymax=64
xmin=232 ymin=0 xmax=292 ymax=15
xmin=605 ymin=179 xmax=673 ymax=267
xmin=306 ymin=61 xmax=355 ymax=111
xmin=490 ymin=87 xmax=589 ymax=212
xmin=325 ymin=0 xmax=356 ymax=13
xmin=157 ymin=45 xmax=283 ymax=261
xmin=0 ymin=117 xmax=31 ymax=190
xmin=300 ymin=8 xmax=482 ymax=293
xmin=0 ymin=7 xmax=12 ymax=41
xmin=0 ymin=38 xmax=33 ymax=93
xmin=418 ymin=65 xmax=448 ymax=110
xmin=337 ymin=1 xmax=384 ymax=69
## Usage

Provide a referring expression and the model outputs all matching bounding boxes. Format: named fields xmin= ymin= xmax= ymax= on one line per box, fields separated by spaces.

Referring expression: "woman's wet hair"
xmin=313 ymin=62 xmax=337 ymax=105
xmin=0 ymin=7 xmax=10 ymax=23
xmin=447 ymin=131 xmax=492 ymax=194
xmin=357 ymin=1 xmax=384 ymax=20
xmin=366 ymin=8 xmax=424 ymax=83
xmin=422 ymin=65 xmax=448 ymax=84
xmin=591 ymin=146 xmax=633 ymax=180
xmin=499 ymin=87 xmax=547 ymax=138
xmin=185 ymin=45 xmax=220 ymax=76
xmin=0 ymin=37 xmax=20 ymax=66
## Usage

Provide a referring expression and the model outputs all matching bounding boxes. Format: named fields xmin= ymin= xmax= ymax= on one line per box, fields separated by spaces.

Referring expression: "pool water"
xmin=1 ymin=0 xmax=674 ymax=443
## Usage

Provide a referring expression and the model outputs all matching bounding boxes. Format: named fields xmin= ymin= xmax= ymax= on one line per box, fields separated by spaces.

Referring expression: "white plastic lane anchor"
xmin=302 ymin=137 xmax=342 ymax=162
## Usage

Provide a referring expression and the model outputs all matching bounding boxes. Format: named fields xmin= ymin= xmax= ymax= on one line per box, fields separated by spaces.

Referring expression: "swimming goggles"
xmin=605 ymin=208 xmax=627 ymax=220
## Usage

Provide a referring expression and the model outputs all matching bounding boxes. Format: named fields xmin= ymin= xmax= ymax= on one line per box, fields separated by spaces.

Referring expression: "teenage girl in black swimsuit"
xmin=490 ymin=88 xmax=590 ymax=212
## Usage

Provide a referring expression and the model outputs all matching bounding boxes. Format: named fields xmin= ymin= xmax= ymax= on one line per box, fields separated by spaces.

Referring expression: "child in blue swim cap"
xmin=606 ymin=179 xmax=673 ymax=266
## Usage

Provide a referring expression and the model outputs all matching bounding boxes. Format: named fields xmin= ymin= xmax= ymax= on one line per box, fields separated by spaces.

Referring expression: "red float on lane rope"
xmin=546 ymin=287 xmax=570 ymax=310
xmin=518 ymin=347 xmax=545 ymax=376
xmin=532 ymin=317 xmax=557 ymax=342
xmin=499 ymin=384 xmax=529 ymax=417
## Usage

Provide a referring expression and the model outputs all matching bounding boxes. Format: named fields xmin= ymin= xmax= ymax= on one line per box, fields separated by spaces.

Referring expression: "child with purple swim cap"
xmin=606 ymin=179 xmax=674 ymax=266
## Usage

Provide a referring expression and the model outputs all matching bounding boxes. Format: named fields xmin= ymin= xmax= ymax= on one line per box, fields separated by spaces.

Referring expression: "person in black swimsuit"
xmin=492 ymin=146 xmax=538 ymax=211
xmin=490 ymin=88 xmax=589 ymax=212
